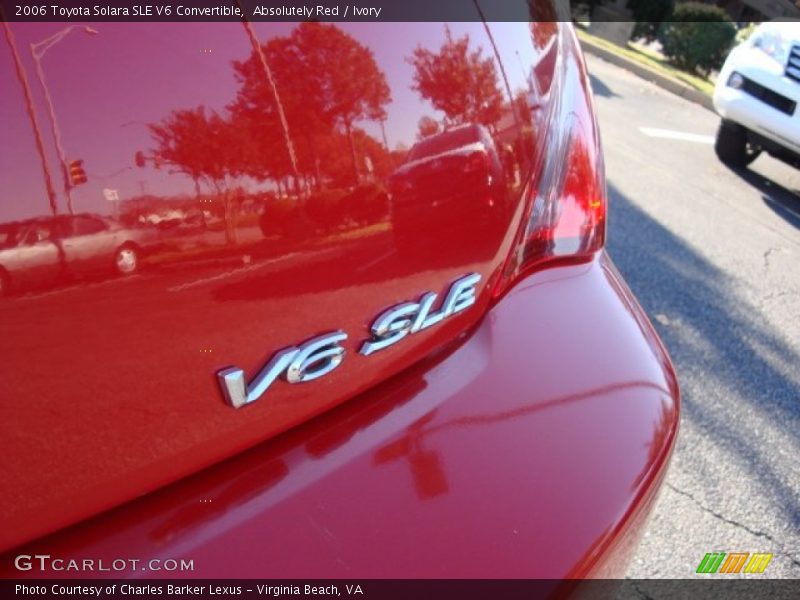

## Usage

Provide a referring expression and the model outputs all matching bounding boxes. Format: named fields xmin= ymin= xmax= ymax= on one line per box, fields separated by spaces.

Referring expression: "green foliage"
xmin=658 ymin=2 xmax=736 ymax=74
xmin=628 ymin=0 xmax=674 ymax=42
xmin=736 ymin=23 xmax=757 ymax=44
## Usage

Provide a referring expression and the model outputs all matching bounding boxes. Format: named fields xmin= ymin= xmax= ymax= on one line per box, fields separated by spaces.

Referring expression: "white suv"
xmin=713 ymin=22 xmax=800 ymax=169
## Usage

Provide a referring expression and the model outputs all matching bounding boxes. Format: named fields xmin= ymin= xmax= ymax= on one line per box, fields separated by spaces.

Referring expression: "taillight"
xmin=495 ymin=27 xmax=606 ymax=296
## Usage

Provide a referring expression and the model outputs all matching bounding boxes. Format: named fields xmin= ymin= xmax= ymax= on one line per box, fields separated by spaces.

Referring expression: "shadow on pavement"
xmin=606 ymin=181 xmax=800 ymax=529
xmin=763 ymin=195 xmax=800 ymax=230
xmin=589 ymin=73 xmax=620 ymax=99
xmin=724 ymin=163 xmax=800 ymax=230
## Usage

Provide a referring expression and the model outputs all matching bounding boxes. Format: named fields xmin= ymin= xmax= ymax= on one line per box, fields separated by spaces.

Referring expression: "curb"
xmin=578 ymin=36 xmax=715 ymax=113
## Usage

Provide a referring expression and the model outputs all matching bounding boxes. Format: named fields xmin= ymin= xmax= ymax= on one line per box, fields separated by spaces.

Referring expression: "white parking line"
xmin=166 ymin=246 xmax=340 ymax=292
xmin=166 ymin=254 xmax=298 ymax=292
xmin=9 ymin=275 xmax=141 ymax=301
xmin=639 ymin=127 xmax=715 ymax=145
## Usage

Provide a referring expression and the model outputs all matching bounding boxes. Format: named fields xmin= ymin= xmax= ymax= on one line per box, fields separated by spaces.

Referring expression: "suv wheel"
xmin=715 ymin=121 xmax=761 ymax=168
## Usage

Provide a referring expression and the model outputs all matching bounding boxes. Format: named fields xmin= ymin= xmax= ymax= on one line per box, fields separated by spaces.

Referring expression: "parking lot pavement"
xmin=585 ymin=53 xmax=800 ymax=579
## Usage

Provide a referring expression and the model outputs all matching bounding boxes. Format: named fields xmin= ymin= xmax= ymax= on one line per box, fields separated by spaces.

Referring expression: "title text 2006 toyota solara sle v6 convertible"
xmin=1 ymin=5 xmax=678 ymax=579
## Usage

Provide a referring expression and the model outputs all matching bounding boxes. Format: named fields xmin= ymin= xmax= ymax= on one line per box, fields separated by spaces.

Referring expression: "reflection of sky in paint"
xmin=1 ymin=22 xmax=536 ymax=221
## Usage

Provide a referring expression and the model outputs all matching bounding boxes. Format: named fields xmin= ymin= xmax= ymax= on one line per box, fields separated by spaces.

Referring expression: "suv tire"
xmin=715 ymin=120 xmax=760 ymax=168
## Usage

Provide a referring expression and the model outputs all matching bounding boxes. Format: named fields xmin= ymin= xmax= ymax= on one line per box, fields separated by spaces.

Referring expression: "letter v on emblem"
xmin=218 ymin=331 xmax=347 ymax=408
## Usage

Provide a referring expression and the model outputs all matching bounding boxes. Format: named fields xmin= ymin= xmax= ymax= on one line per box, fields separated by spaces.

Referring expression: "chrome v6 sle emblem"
xmin=217 ymin=273 xmax=481 ymax=408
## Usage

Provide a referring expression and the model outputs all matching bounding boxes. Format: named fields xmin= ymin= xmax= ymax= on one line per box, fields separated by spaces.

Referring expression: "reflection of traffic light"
xmin=68 ymin=159 xmax=87 ymax=186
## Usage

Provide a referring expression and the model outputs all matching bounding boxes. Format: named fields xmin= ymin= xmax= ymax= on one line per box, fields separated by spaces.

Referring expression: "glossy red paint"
xmin=2 ymin=255 xmax=679 ymax=578
xmin=1 ymin=8 xmax=679 ymax=578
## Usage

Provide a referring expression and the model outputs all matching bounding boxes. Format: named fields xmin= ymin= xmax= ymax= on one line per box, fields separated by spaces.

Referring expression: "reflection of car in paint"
xmin=390 ymin=123 xmax=506 ymax=205
xmin=389 ymin=124 xmax=508 ymax=249
xmin=1 ymin=13 xmax=679 ymax=581
xmin=0 ymin=214 xmax=160 ymax=294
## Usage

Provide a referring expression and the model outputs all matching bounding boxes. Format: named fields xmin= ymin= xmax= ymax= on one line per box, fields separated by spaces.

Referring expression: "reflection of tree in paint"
xmin=147 ymin=107 xmax=233 ymax=190
xmin=407 ymin=26 xmax=504 ymax=130
xmin=148 ymin=107 xmax=246 ymax=244
xmin=417 ymin=115 xmax=441 ymax=140
xmin=142 ymin=23 xmax=395 ymax=244
xmin=231 ymin=22 xmax=392 ymax=187
xmin=147 ymin=23 xmax=392 ymax=192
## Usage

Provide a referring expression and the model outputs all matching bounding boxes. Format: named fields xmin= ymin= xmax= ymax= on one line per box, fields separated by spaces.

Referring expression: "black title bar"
xmin=4 ymin=580 xmax=800 ymax=599
xmin=5 ymin=0 xmax=610 ymax=23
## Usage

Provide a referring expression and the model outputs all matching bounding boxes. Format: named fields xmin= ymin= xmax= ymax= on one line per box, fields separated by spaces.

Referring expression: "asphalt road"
xmin=585 ymin=53 xmax=800 ymax=579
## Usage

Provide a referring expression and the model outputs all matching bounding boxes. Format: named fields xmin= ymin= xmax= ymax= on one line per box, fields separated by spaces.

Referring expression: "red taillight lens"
xmin=523 ymin=115 xmax=606 ymax=262
xmin=496 ymin=30 xmax=606 ymax=295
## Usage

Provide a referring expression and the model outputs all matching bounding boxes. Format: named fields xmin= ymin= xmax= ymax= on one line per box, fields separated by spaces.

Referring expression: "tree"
xmin=312 ymin=126 xmax=393 ymax=189
xmin=416 ymin=116 xmax=441 ymax=140
xmin=148 ymin=106 xmax=244 ymax=243
xmin=231 ymin=23 xmax=391 ymax=188
xmin=658 ymin=2 xmax=735 ymax=75
xmin=408 ymin=26 xmax=504 ymax=130
xmin=148 ymin=107 xmax=214 ymax=190
xmin=231 ymin=32 xmax=325 ymax=190
xmin=628 ymin=0 xmax=674 ymax=43
xmin=293 ymin=23 xmax=391 ymax=184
